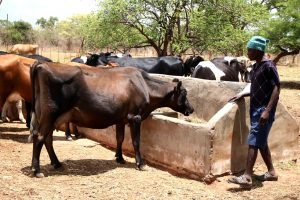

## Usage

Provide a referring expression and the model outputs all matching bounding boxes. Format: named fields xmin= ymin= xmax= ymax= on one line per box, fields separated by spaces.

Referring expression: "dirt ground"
xmin=0 ymin=66 xmax=299 ymax=200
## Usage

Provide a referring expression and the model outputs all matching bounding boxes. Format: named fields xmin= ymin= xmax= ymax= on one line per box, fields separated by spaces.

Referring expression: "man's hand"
xmin=259 ymin=110 xmax=270 ymax=125
xmin=228 ymin=93 xmax=244 ymax=102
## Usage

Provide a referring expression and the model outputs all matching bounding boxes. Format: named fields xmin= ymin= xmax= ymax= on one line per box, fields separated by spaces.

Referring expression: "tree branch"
xmin=273 ymin=45 xmax=300 ymax=65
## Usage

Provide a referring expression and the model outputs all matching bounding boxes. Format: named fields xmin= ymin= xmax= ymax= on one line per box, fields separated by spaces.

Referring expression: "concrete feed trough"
xmin=78 ymin=74 xmax=299 ymax=182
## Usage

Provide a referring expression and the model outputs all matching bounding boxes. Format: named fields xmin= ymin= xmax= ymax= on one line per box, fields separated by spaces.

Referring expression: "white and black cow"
xmin=183 ymin=55 xmax=205 ymax=76
xmin=71 ymin=52 xmax=127 ymax=67
xmin=71 ymin=55 xmax=88 ymax=64
xmin=191 ymin=57 xmax=247 ymax=82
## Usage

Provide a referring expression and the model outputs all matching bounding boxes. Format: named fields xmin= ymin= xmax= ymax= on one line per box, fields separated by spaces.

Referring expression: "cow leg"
xmin=128 ymin=115 xmax=144 ymax=170
xmin=28 ymin=112 xmax=37 ymax=143
xmin=65 ymin=123 xmax=73 ymax=141
xmin=16 ymin=100 xmax=26 ymax=123
xmin=115 ymin=123 xmax=125 ymax=164
xmin=25 ymin=102 xmax=32 ymax=129
xmin=31 ymin=131 xmax=45 ymax=178
xmin=31 ymin=122 xmax=54 ymax=178
xmin=44 ymin=133 xmax=61 ymax=169
xmin=71 ymin=123 xmax=80 ymax=139
xmin=1 ymin=101 xmax=10 ymax=122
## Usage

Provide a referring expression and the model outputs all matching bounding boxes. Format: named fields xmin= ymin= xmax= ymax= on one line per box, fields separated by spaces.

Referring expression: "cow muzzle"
xmin=184 ymin=106 xmax=194 ymax=116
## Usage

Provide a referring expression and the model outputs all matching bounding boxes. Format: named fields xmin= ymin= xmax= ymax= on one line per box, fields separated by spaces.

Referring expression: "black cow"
xmin=29 ymin=62 xmax=194 ymax=177
xmin=73 ymin=53 xmax=186 ymax=76
xmin=99 ymin=55 xmax=185 ymax=76
xmin=192 ymin=57 xmax=247 ymax=82
xmin=0 ymin=51 xmax=8 ymax=55
xmin=71 ymin=55 xmax=87 ymax=64
xmin=24 ymin=54 xmax=53 ymax=62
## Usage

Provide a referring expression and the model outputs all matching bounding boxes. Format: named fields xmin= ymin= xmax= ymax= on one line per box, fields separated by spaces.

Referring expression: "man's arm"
xmin=228 ymin=83 xmax=251 ymax=102
xmin=259 ymin=85 xmax=280 ymax=125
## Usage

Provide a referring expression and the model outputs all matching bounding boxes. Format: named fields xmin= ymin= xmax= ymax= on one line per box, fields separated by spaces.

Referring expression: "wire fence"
xmin=1 ymin=45 xmax=299 ymax=66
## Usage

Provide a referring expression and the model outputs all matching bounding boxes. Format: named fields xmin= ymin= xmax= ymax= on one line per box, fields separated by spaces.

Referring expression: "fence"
xmin=1 ymin=45 xmax=299 ymax=66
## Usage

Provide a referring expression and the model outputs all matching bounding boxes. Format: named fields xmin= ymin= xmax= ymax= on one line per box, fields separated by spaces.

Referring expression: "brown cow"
xmin=0 ymin=54 xmax=34 ymax=107
xmin=9 ymin=44 xmax=39 ymax=55
xmin=0 ymin=54 xmax=78 ymax=140
xmin=30 ymin=62 xmax=194 ymax=177
xmin=1 ymin=99 xmax=26 ymax=123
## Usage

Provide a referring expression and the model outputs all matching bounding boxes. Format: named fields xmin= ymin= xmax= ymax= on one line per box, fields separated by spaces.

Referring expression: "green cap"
xmin=246 ymin=36 xmax=270 ymax=52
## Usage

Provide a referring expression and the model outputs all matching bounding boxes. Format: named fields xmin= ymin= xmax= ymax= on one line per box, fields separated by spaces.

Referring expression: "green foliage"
xmin=0 ymin=20 xmax=35 ymax=45
xmin=259 ymin=0 xmax=300 ymax=53
xmin=57 ymin=14 xmax=89 ymax=50
xmin=1 ymin=0 xmax=297 ymax=58
xmin=85 ymin=0 xmax=270 ymax=56
xmin=83 ymin=13 xmax=144 ymax=52
xmin=189 ymin=0 xmax=269 ymax=55
xmin=36 ymin=16 xmax=58 ymax=29
xmin=88 ymin=0 xmax=194 ymax=55
xmin=35 ymin=17 xmax=60 ymax=47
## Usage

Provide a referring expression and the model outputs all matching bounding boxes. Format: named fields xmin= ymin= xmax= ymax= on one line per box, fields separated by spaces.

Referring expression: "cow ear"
xmin=172 ymin=78 xmax=179 ymax=83
xmin=174 ymin=81 xmax=182 ymax=93
xmin=177 ymin=81 xmax=182 ymax=88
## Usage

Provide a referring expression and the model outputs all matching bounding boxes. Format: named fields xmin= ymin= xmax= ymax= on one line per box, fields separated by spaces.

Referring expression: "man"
xmin=228 ymin=36 xmax=280 ymax=188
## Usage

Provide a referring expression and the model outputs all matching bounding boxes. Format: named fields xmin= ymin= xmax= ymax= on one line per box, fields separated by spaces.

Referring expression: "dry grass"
xmin=278 ymin=65 xmax=300 ymax=82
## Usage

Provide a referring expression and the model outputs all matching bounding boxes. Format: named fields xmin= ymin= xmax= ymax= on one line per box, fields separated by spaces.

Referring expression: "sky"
xmin=0 ymin=0 xmax=98 ymax=26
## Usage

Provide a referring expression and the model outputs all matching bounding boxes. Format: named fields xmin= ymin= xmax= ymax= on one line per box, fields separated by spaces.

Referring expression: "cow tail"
xmin=28 ymin=61 xmax=41 ymax=142
xmin=28 ymin=61 xmax=41 ymax=141
xmin=30 ymin=61 xmax=41 ymax=114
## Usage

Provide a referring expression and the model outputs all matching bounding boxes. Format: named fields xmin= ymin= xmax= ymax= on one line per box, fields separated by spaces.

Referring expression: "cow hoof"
xmin=27 ymin=134 xmax=33 ymax=143
xmin=1 ymin=117 xmax=10 ymax=122
xmin=20 ymin=119 xmax=26 ymax=123
xmin=136 ymin=163 xmax=146 ymax=171
xmin=116 ymin=157 xmax=126 ymax=164
xmin=66 ymin=136 xmax=73 ymax=141
xmin=35 ymin=172 xmax=45 ymax=178
xmin=52 ymin=162 xmax=62 ymax=169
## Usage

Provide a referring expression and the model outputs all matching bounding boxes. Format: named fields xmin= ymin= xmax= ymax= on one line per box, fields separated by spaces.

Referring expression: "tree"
xmin=83 ymin=13 xmax=144 ymax=53
xmin=36 ymin=17 xmax=59 ymax=46
xmin=0 ymin=20 xmax=35 ymax=44
xmin=0 ymin=19 xmax=11 ymax=45
xmin=259 ymin=0 xmax=300 ymax=64
xmin=92 ymin=0 xmax=195 ymax=56
xmin=188 ymin=0 xmax=269 ymax=56
xmin=36 ymin=16 xmax=58 ymax=29
xmin=57 ymin=14 xmax=89 ymax=51
xmin=90 ymin=0 xmax=270 ymax=56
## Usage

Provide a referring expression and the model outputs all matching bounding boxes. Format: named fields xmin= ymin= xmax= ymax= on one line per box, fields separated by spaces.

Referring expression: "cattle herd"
xmin=0 ymin=43 xmax=253 ymax=178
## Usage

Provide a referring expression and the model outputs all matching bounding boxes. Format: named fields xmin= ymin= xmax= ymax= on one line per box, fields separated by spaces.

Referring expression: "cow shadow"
xmin=21 ymin=159 xmax=136 ymax=177
xmin=281 ymin=81 xmax=300 ymax=89
xmin=0 ymin=132 xmax=69 ymax=144
xmin=0 ymin=124 xmax=28 ymax=132
xmin=0 ymin=122 xmax=74 ymax=143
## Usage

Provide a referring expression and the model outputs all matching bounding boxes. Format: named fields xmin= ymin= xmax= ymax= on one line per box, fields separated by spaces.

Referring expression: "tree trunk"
xmin=80 ymin=38 xmax=85 ymax=52
xmin=272 ymin=46 xmax=300 ymax=65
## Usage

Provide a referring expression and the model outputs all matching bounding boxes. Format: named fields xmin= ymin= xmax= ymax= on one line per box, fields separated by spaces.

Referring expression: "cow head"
xmin=230 ymin=59 xmax=251 ymax=82
xmin=170 ymin=79 xmax=194 ymax=116
xmin=86 ymin=54 xmax=101 ymax=66
xmin=183 ymin=56 xmax=204 ymax=76
xmin=243 ymin=66 xmax=252 ymax=83
xmin=96 ymin=52 xmax=111 ymax=65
